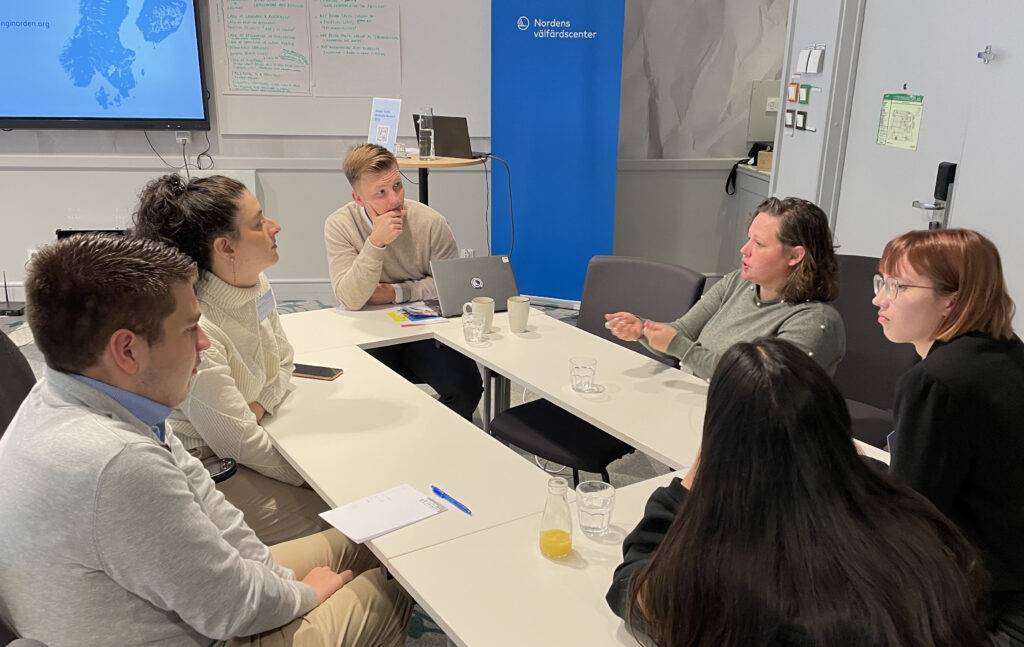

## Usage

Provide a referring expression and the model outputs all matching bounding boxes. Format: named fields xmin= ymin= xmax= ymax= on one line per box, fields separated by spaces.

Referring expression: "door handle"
xmin=912 ymin=162 xmax=956 ymax=229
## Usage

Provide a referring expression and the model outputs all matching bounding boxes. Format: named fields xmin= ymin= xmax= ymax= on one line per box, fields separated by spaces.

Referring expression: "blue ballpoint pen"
xmin=431 ymin=485 xmax=472 ymax=515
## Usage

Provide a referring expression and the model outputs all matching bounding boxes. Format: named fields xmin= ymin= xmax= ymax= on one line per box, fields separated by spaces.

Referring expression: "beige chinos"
xmin=228 ymin=529 xmax=413 ymax=647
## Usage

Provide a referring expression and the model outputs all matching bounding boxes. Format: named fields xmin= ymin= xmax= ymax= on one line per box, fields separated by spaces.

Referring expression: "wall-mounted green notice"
xmin=877 ymin=93 xmax=924 ymax=150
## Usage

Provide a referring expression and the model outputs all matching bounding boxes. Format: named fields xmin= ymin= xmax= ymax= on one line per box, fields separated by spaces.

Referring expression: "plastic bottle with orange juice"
xmin=539 ymin=477 xmax=572 ymax=558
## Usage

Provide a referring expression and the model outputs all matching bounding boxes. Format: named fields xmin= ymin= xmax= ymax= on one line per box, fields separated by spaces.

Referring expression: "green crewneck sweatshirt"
xmin=640 ymin=270 xmax=845 ymax=379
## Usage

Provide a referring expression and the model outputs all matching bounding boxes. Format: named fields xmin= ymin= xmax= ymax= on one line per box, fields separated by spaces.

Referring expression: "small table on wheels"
xmin=397 ymin=155 xmax=486 ymax=205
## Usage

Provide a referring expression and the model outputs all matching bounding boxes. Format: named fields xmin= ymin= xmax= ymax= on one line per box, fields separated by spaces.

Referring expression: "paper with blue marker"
xmin=320 ymin=483 xmax=445 ymax=543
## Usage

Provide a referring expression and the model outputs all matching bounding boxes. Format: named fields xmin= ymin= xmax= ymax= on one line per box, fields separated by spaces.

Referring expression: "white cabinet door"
xmin=832 ymin=0 xmax=980 ymax=257
xmin=945 ymin=5 xmax=1024 ymax=327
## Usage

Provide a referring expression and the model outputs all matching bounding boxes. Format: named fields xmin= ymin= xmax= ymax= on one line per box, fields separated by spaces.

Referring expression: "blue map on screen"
xmin=0 ymin=0 xmax=205 ymax=120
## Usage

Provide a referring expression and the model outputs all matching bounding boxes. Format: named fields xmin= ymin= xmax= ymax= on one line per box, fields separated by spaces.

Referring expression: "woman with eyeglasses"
xmin=873 ymin=228 xmax=1024 ymax=643
xmin=607 ymin=338 xmax=987 ymax=647
xmin=605 ymin=197 xmax=845 ymax=379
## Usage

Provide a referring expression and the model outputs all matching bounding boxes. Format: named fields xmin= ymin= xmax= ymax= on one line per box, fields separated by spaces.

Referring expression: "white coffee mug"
xmin=463 ymin=297 xmax=494 ymax=333
xmin=507 ymin=296 xmax=530 ymax=333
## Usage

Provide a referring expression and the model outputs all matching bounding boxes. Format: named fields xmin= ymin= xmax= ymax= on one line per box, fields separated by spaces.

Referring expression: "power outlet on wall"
xmin=175 ymin=131 xmax=191 ymax=145
xmin=460 ymin=248 xmax=475 ymax=258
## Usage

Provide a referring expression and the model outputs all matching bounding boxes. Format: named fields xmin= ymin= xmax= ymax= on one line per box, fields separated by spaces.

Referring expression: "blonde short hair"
xmin=343 ymin=144 xmax=398 ymax=186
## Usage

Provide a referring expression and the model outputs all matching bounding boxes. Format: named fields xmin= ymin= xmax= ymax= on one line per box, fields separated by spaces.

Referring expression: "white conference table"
xmin=389 ymin=471 xmax=682 ymax=647
xmin=433 ymin=311 xmax=708 ymax=470
xmin=273 ymin=305 xmax=888 ymax=644
xmin=279 ymin=306 xmax=887 ymax=471
xmin=278 ymin=305 xmax=444 ymax=354
xmin=264 ymin=345 xmax=554 ymax=561
xmin=281 ymin=307 xmax=709 ymax=470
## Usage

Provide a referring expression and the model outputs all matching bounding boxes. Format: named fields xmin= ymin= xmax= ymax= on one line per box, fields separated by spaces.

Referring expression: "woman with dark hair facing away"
xmin=606 ymin=197 xmax=845 ymax=379
xmin=133 ymin=174 xmax=330 ymax=545
xmin=874 ymin=228 xmax=1024 ymax=643
xmin=607 ymin=338 xmax=987 ymax=647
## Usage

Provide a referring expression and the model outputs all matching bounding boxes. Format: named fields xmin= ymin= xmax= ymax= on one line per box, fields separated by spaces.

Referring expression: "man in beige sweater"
xmin=324 ymin=144 xmax=483 ymax=420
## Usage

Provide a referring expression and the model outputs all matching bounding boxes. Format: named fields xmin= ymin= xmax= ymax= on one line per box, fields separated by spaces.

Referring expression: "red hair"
xmin=879 ymin=229 xmax=1014 ymax=341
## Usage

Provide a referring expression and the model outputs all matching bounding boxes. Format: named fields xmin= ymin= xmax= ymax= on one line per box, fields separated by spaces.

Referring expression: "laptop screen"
xmin=412 ymin=114 xmax=474 ymax=159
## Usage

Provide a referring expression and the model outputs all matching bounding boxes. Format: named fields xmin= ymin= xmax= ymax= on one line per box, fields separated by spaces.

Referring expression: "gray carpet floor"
xmin=3 ymin=300 xmax=670 ymax=646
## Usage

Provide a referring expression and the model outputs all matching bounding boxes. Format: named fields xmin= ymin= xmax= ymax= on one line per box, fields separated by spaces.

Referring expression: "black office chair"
xmin=1 ymin=332 xmax=37 ymax=438
xmin=489 ymin=256 xmax=706 ymax=485
xmin=2 ymin=601 xmax=48 ymax=645
xmin=831 ymin=254 xmax=918 ymax=448
xmin=0 ymin=619 xmax=15 ymax=646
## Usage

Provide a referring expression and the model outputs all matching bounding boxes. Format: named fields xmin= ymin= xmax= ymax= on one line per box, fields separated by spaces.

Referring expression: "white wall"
xmin=0 ymin=158 xmax=490 ymax=302
xmin=0 ymin=1 xmax=784 ymax=303
xmin=618 ymin=0 xmax=788 ymax=159
xmin=774 ymin=0 xmax=1024 ymax=325
xmin=769 ymin=0 xmax=864 ymax=215
xmin=0 ymin=1 xmax=493 ymax=303
xmin=614 ymin=160 xmax=737 ymax=274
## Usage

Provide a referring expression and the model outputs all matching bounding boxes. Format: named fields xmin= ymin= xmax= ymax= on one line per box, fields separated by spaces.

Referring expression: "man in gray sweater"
xmin=0 ymin=235 xmax=411 ymax=646
xmin=324 ymin=144 xmax=482 ymax=420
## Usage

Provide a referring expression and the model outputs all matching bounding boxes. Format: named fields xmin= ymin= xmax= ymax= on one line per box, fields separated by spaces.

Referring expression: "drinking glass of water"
xmin=462 ymin=311 xmax=485 ymax=345
xmin=575 ymin=480 xmax=615 ymax=537
xmin=569 ymin=356 xmax=599 ymax=393
xmin=418 ymin=106 xmax=435 ymax=161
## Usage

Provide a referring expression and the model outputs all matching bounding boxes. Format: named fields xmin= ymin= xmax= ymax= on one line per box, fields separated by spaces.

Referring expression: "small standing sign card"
xmin=368 ymin=97 xmax=402 ymax=152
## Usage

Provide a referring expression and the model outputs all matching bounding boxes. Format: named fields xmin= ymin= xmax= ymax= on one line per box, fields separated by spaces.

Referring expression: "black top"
xmin=606 ymin=477 xmax=687 ymax=622
xmin=890 ymin=331 xmax=1024 ymax=594
xmin=605 ymin=478 xmax=882 ymax=647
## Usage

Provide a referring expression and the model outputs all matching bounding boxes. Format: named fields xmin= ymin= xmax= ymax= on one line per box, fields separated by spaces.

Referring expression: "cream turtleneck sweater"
xmin=171 ymin=272 xmax=301 ymax=486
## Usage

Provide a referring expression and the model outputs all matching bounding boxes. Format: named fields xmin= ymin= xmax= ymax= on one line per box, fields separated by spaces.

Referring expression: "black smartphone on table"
xmin=293 ymin=363 xmax=344 ymax=380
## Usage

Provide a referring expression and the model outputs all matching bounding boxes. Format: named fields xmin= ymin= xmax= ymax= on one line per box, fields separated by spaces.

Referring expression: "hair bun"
xmin=167 ymin=174 xmax=188 ymax=197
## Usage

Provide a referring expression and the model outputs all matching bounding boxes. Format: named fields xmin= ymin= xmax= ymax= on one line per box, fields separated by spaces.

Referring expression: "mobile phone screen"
xmin=292 ymin=363 xmax=344 ymax=380
xmin=203 ymin=457 xmax=237 ymax=482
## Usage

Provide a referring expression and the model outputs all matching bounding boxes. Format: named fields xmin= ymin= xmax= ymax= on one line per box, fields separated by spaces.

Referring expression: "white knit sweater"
xmin=171 ymin=272 xmax=302 ymax=486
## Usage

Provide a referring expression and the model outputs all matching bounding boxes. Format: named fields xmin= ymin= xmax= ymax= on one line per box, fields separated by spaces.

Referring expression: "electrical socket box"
xmin=175 ymin=130 xmax=191 ymax=144
xmin=460 ymin=248 xmax=474 ymax=258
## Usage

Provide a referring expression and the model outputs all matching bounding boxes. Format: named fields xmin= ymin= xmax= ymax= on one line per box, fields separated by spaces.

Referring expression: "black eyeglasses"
xmin=872 ymin=273 xmax=936 ymax=300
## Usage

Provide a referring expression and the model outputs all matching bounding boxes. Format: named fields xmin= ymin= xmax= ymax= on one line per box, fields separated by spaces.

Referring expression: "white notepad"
xmin=320 ymin=484 xmax=447 ymax=543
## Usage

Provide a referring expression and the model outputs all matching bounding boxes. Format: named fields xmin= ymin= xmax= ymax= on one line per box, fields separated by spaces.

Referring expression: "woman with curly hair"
xmin=606 ymin=198 xmax=845 ymax=379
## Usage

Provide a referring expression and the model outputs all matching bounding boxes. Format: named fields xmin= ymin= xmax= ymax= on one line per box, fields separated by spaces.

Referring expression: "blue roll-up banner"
xmin=491 ymin=1 xmax=625 ymax=301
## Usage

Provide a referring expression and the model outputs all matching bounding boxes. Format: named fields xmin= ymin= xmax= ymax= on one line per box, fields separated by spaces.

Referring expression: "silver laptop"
xmin=430 ymin=255 xmax=520 ymax=317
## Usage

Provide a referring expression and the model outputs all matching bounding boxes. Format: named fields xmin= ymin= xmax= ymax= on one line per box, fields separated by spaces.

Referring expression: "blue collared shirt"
xmin=70 ymin=374 xmax=174 ymax=444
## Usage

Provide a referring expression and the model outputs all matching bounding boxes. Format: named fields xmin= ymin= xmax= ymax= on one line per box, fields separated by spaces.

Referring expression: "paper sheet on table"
xmin=320 ymin=484 xmax=446 ymax=543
